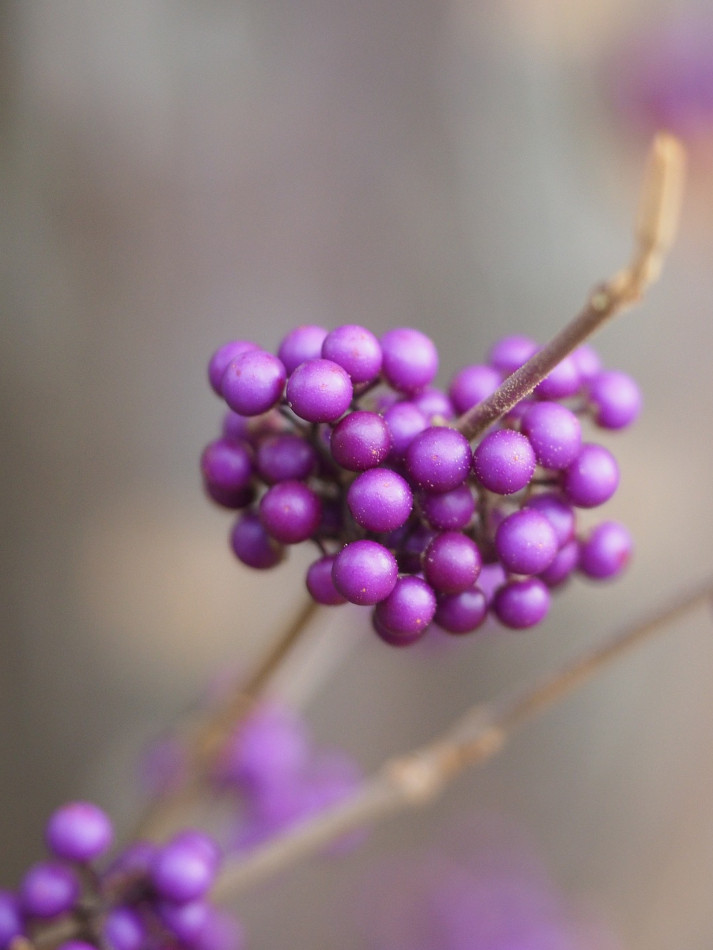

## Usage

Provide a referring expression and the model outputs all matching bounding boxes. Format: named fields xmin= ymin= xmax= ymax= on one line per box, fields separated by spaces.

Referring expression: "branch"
xmin=213 ymin=576 xmax=713 ymax=900
xmin=456 ymin=133 xmax=686 ymax=442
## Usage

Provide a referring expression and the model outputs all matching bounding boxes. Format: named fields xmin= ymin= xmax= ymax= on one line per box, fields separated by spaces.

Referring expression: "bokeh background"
xmin=3 ymin=1 xmax=713 ymax=947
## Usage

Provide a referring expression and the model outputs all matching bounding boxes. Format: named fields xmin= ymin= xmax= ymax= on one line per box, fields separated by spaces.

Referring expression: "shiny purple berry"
xmin=448 ymin=364 xmax=501 ymax=414
xmin=495 ymin=509 xmax=558 ymax=575
xmin=434 ymin=586 xmax=488 ymax=635
xmin=259 ymin=481 xmax=322 ymax=543
xmin=286 ymin=358 xmax=353 ymax=423
xmin=525 ymin=493 xmax=575 ymax=548
xmin=492 ymin=578 xmax=550 ymax=629
xmin=277 ymin=325 xmax=328 ymax=375
xmin=321 ymin=324 xmax=382 ymax=383
xmin=488 ymin=335 xmax=537 ymax=375
xmin=306 ymin=555 xmax=347 ymax=605
xmin=332 ymin=540 xmax=398 ymax=605
xmin=45 ymin=801 xmax=113 ymax=863
xmin=373 ymin=576 xmax=437 ymax=646
xmin=201 ymin=439 xmax=254 ymax=508
xmin=534 ymin=354 xmax=581 ymax=399
xmin=539 ymin=538 xmax=580 ymax=587
xmin=380 ymin=328 xmax=438 ymax=394
xmin=347 ymin=468 xmax=413 ymax=532
xmin=383 ymin=402 xmax=428 ymax=461
xmin=562 ymin=443 xmax=619 ymax=508
xmin=579 ymin=521 xmax=633 ymax=579
xmin=520 ymin=402 xmax=582 ymax=469
xmin=230 ymin=511 xmax=284 ymax=569
xmin=221 ymin=350 xmax=286 ymax=416
xmin=151 ymin=833 xmax=219 ymax=903
xmin=588 ymin=371 xmax=642 ymax=429
xmin=423 ymin=532 xmax=482 ymax=594
xmin=405 ymin=426 xmax=472 ymax=493
xmin=208 ymin=340 xmax=259 ymax=395
xmin=419 ymin=484 xmax=475 ymax=531
xmin=20 ymin=863 xmax=80 ymax=918
xmin=255 ymin=433 xmax=317 ymax=484
xmin=472 ymin=429 xmax=536 ymax=495
xmin=331 ymin=411 xmax=391 ymax=471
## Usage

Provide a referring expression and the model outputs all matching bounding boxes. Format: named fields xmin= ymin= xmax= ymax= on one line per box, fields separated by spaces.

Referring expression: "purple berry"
xmin=151 ymin=834 xmax=218 ymax=903
xmin=562 ymin=443 xmax=619 ymax=508
xmin=520 ymin=402 xmax=582 ymax=469
xmin=255 ymin=433 xmax=317 ymax=484
xmin=380 ymin=328 xmax=438 ymax=394
xmin=321 ymin=324 xmax=382 ymax=383
xmin=434 ymin=586 xmax=488 ymax=634
xmin=448 ymin=364 xmax=501 ymax=414
xmin=286 ymin=358 xmax=353 ymax=423
xmin=492 ymin=578 xmax=550 ymax=629
xmin=419 ymin=484 xmax=475 ymax=531
xmin=412 ymin=388 xmax=455 ymax=422
xmin=306 ymin=555 xmax=347 ymax=605
xmin=230 ymin=511 xmax=284 ymax=569
xmin=102 ymin=907 xmax=145 ymax=950
xmin=330 ymin=411 xmax=391 ymax=471
xmin=534 ymin=354 xmax=581 ymax=399
xmin=373 ymin=576 xmax=437 ymax=646
xmin=20 ymin=863 xmax=79 ymax=918
xmin=332 ymin=540 xmax=398 ymax=605
xmin=423 ymin=532 xmax=482 ymax=594
xmin=472 ymin=429 xmax=536 ymax=495
xmin=383 ymin=402 xmax=428 ymax=461
xmin=347 ymin=468 xmax=413 ymax=532
xmin=525 ymin=492 xmax=575 ymax=548
xmin=277 ymin=325 xmax=328 ymax=375
xmin=539 ymin=538 xmax=580 ymax=587
xmin=0 ymin=892 xmax=23 ymax=950
xmin=571 ymin=344 xmax=602 ymax=382
xmin=488 ymin=335 xmax=537 ymax=375
xmin=579 ymin=521 xmax=633 ymax=579
xmin=259 ymin=481 xmax=322 ymax=543
xmin=216 ymin=703 xmax=309 ymax=792
xmin=201 ymin=438 xmax=254 ymax=508
xmin=45 ymin=801 xmax=114 ymax=863
xmin=221 ymin=350 xmax=286 ymax=417
xmin=158 ymin=900 xmax=211 ymax=945
xmin=208 ymin=340 xmax=259 ymax=395
xmin=495 ymin=509 xmax=558 ymax=575
xmin=588 ymin=371 xmax=642 ymax=429
xmin=405 ymin=426 xmax=472 ymax=493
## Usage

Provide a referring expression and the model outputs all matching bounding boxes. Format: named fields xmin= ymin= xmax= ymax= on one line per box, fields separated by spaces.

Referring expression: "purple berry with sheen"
xmin=208 ymin=340 xmax=258 ymax=395
xmin=473 ymin=429 xmax=536 ymax=495
xmin=286 ymin=358 xmax=353 ymax=423
xmin=492 ymin=578 xmax=550 ymax=629
xmin=20 ymin=863 xmax=79 ymax=918
xmin=151 ymin=833 xmax=219 ymax=903
xmin=495 ymin=509 xmax=558 ymax=576
xmin=412 ymin=388 xmax=455 ymax=422
xmin=45 ymin=801 xmax=113 ymax=863
xmin=571 ymin=344 xmax=602 ymax=382
xmin=435 ymin=586 xmax=488 ymax=634
xmin=423 ymin=532 xmax=482 ymax=595
xmin=321 ymin=324 xmax=382 ymax=383
xmin=539 ymin=538 xmax=580 ymax=587
xmin=332 ymin=540 xmax=398 ymax=605
xmin=562 ymin=443 xmax=619 ymax=508
xmin=520 ymin=402 xmax=582 ymax=469
xmin=221 ymin=350 xmax=286 ymax=417
xmin=525 ymin=493 xmax=575 ymax=548
xmin=579 ymin=521 xmax=633 ymax=579
xmin=259 ymin=481 xmax=322 ymax=543
xmin=373 ymin=576 xmax=437 ymax=646
xmin=383 ymin=402 xmax=428 ymax=461
xmin=230 ymin=511 xmax=284 ymax=569
xmin=419 ymin=483 xmax=475 ymax=531
xmin=201 ymin=438 xmax=254 ymax=508
xmin=306 ymin=555 xmax=347 ymax=605
xmin=331 ymin=411 xmax=391 ymax=471
xmin=157 ymin=900 xmax=211 ymax=945
xmin=347 ymin=468 xmax=413 ymax=532
xmin=488 ymin=335 xmax=537 ymax=375
xmin=255 ymin=433 xmax=317 ymax=484
xmin=448 ymin=364 xmax=501 ymax=414
xmin=102 ymin=907 xmax=145 ymax=950
xmin=380 ymin=328 xmax=438 ymax=394
xmin=405 ymin=426 xmax=472 ymax=493
xmin=534 ymin=353 xmax=581 ymax=399
xmin=277 ymin=324 xmax=328 ymax=374
xmin=588 ymin=371 xmax=642 ymax=429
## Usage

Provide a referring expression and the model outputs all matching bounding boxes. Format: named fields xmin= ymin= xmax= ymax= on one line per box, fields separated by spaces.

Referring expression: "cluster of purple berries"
xmin=0 ymin=803 xmax=242 ymax=950
xmin=203 ymin=325 xmax=640 ymax=646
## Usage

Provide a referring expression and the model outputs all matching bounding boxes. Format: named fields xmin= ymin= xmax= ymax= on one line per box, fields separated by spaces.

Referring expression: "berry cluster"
xmin=0 ymin=803 xmax=241 ymax=950
xmin=203 ymin=326 xmax=640 ymax=646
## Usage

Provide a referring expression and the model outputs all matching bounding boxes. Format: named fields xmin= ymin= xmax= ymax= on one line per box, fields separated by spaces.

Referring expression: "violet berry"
xmin=579 ymin=521 xmax=633 ymax=579
xmin=347 ymin=468 xmax=413 ymax=533
xmin=45 ymin=801 xmax=113 ymax=863
xmin=472 ymin=429 xmax=536 ymax=495
xmin=286 ymin=358 xmax=353 ymax=423
xmin=562 ymin=443 xmax=619 ymax=508
xmin=492 ymin=578 xmax=551 ymax=629
xmin=221 ymin=349 xmax=287 ymax=416
xmin=332 ymin=540 xmax=398 ymax=605
xmin=380 ymin=328 xmax=438 ymax=394
xmin=373 ymin=576 xmax=437 ymax=646
xmin=405 ymin=426 xmax=472 ymax=493
xmin=321 ymin=324 xmax=383 ymax=383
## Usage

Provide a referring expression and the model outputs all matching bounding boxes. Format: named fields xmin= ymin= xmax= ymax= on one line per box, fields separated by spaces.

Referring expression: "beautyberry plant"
xmin=202 ymin=325 xmax=640 ymax=646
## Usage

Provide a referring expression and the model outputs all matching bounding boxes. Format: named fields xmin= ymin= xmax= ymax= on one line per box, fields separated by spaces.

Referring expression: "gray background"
xmin=3 ymin=1 xmax=713 ymax=947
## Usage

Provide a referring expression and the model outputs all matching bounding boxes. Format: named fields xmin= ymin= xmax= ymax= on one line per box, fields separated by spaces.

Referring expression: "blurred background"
xmin=3 ymin=0 xmax=713 ymax=946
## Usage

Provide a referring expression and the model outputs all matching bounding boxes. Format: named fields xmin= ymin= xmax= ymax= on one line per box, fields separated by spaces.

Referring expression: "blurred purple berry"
xmin=20 ymin=863 xmax=80 ymax=919
xmin=230 ymin=511 xmax=284 ymax=569
xmin=562 ymin=443 xmax=619 ymax=508
xmin=306 ymin=555 xmax=347 ymax=605
xmin=492 ymin=578 xmax=550 ymax=629
xmin=434 ymin=586 xmax=488 ymax=635
xmin=277 ymin=324 xmax=328 ymax=374
xmin=380 ymin=328 xmax=438 ymax=394
xmin=488 ymin=335 xmax=537 ymax=375
xmin=495 ymin=509 xmax=558 ymax=576
xmin=208 ymin=340 xmax=259 ymax=396
xmin=588 ymin=371 xmax=642 ymax=429
xmin=579 ymin=521 xmax=633 ymax=579
xmin=255 ymin=433 xmax=317 ymax=484
xmin=45 ymin=801 xmax=113 ymax=863
xmin=448 ymin=364 xmax=501 ymax=414
xmin=520 ymin=402 xmax=582 ymax=469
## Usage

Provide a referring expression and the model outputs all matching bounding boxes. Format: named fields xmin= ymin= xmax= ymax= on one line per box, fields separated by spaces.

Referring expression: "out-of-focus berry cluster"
xmin=0 ymin=804 xmax=241 ymax=950
xmin=202 ymin=325 xmax=640 ymax=645
xmin=143 ymin=702 xmax=362 ymax=856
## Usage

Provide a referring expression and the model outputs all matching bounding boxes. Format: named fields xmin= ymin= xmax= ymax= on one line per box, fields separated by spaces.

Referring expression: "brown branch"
xmin=456 ymin=133 xmax=686 ymax=442
xmin=213 ymin=576 xmax=713 ymax=901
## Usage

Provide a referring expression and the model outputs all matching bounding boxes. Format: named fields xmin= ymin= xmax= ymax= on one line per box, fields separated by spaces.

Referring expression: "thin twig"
xmin=213 ymin=576 xmax=713 ymax=900
xmin=456 ymin=133 xmax=686 ymax=442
